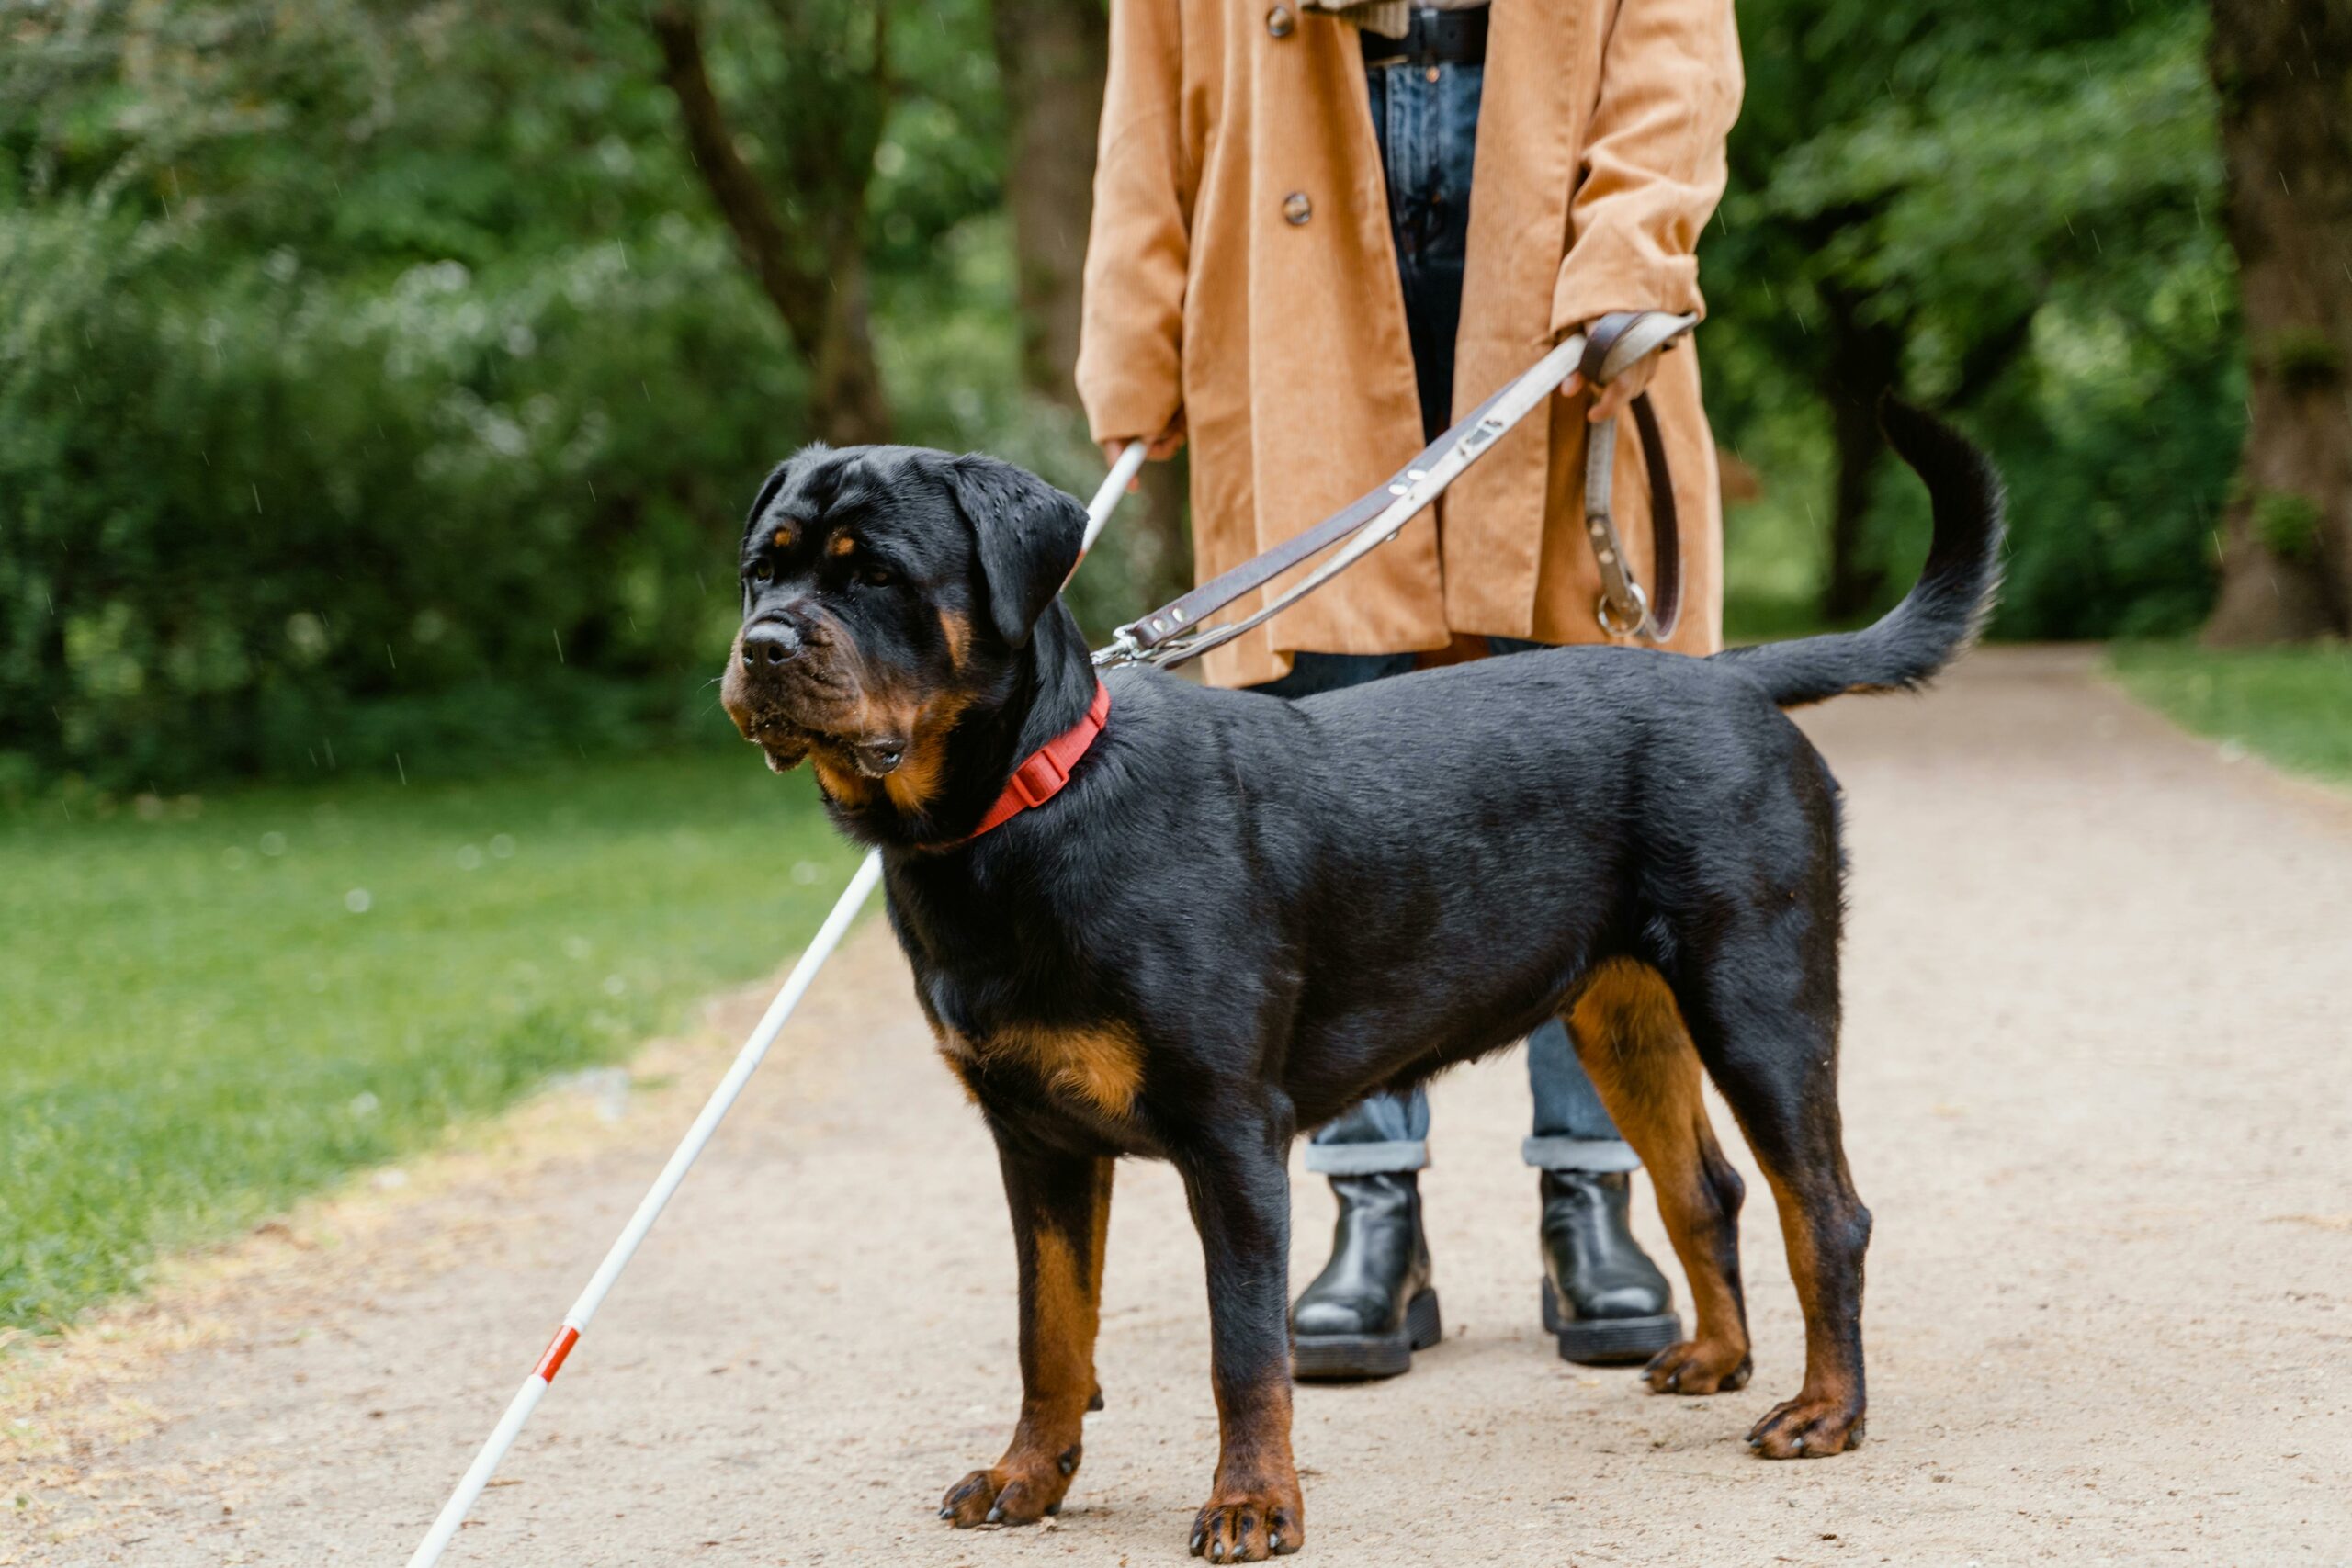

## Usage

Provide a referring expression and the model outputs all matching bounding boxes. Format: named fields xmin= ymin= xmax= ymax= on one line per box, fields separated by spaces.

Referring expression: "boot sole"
xmin=1541 ymin=1279 xmax=1682 ymax=1366
xmin=1291 ymin=1288 xmax=1442 ymax=1381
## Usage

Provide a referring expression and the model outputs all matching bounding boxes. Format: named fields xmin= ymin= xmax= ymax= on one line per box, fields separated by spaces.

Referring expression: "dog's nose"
xmin=741 ymin=617 xmax=803 ymax=669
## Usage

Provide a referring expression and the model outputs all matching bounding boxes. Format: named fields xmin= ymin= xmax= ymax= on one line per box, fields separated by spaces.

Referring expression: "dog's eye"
xmin=751 ymin=561 xmax=774 ymax=584
xmin=859 ymin=564 xmax=898 ymax=589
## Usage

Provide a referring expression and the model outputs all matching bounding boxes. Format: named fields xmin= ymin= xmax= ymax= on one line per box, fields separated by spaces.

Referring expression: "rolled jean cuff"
xmin=1521 ymin=1135 xmax=1642 ymax=1174
xmin=1303 ymin=1138 xmax=1430 ymax=1176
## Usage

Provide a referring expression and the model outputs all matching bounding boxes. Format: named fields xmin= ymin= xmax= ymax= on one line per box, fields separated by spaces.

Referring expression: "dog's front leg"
xmin=1178 ymin=1115 xmax=1303 ymax=1562
xmin=941 ymin=1136 xmax=1113 ymax=1529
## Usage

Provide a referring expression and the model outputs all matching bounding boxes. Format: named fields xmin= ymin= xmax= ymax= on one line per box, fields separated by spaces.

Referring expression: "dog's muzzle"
xmin=723 ymin=615 xmax=906 ymax=779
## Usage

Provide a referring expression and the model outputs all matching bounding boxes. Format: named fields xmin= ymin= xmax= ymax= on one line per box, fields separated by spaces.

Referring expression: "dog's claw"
xmin=940 ymin=1463 xmax=1070 ymax=1529
xmin=1645 ymin=1339 xmax=1753 ymax=1397
xmin=1193 ymin=1495 xmax=1297 ymax=1562
xmin=1747 ymin=1394 xmax=1865 ymax=1459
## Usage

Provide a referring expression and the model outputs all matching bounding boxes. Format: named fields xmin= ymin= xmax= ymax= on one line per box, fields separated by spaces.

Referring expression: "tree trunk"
xmin=991 ymin=0 xmax=1190 ymax=608
xmin=1815 ymin=285 xmax=1908 ymax=623
xmin=812 ymin=219 xmax=893 ymax=447
xmin=650 ymin=4 xmax=892 ymax=446
xmin=991 ymin=0 xmax=1105 ymax=400
xmin=2202 ymin=0 xmax=2352 ymax=643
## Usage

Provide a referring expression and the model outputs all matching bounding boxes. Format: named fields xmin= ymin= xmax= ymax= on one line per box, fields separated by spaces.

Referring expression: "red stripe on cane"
xmin=533 ymin=1325 xmax=581 ymax=1382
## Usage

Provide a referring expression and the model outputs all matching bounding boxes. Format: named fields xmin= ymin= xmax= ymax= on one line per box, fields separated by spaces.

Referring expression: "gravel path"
xmin=12 ymin=648 xmax=2351 ymax=1567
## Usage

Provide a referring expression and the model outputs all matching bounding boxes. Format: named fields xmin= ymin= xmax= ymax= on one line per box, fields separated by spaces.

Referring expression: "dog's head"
xmin=720 ymin=445 xmax=1087 ymax=820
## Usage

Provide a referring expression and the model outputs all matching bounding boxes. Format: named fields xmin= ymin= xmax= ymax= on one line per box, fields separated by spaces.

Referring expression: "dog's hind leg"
xmin=1567 ymin=959 xmax=1752 ymax=1395
xmin=1670 ymin=928 xmax=1872 ymax=1459
xmin=941 ymin=1142 xmax=1114 ymax=1527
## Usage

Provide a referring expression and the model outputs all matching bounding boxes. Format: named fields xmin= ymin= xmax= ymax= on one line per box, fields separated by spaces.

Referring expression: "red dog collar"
xmin=966 ymin=680 xmax=1112 ymax=840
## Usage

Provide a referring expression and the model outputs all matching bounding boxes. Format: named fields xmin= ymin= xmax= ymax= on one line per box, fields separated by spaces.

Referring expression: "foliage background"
xmin=1706 ymin=0 xmax=2238 ymax=639
xmin=1 ymin=0 xmax=2246 ymax=796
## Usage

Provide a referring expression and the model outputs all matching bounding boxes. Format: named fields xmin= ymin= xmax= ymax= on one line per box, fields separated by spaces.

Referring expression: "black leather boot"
xmin=1290 ymin=1172 xmax=1442 ymax=1380
xmin=1538 ymin=1169 xmax=1680 ymax=1365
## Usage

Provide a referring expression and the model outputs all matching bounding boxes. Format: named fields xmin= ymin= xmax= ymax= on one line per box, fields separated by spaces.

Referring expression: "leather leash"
xmin=1578 ymin=310 xmax=1690 ymax=639
xmin=1102 ymin=310 xmax=1695 ymax=671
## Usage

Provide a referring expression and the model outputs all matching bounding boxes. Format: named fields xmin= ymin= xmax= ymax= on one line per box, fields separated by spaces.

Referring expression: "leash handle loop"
xmin=1579 ymin=310 xmax=1697 ymax=389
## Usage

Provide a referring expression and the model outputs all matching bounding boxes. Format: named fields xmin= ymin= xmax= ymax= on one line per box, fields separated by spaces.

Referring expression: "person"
xmin=1077 ymin=0 xmax=1742 ymax=1378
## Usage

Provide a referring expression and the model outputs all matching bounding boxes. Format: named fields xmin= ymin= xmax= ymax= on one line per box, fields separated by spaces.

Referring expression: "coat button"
xmin=1267 ymin=5 xmax=1295 ymax=37
xmin=1282 ymin=191 xmax=1312 ymax=225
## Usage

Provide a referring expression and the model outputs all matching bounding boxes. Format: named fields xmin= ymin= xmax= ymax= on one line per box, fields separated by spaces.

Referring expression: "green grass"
xmin=0 ymin=748 xmax=864 ymax=1334
xmin=2109 ymin=642 xmax=2352 ymax=784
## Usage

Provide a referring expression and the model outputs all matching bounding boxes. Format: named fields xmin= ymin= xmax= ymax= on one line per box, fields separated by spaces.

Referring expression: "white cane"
xmin=404 ymin=439 xmax=1149 ymax=1568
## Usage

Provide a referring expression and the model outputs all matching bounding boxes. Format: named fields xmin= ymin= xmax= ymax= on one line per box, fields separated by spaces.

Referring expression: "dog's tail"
xmin=1709 ymin=398 xmax=2006 ymax=709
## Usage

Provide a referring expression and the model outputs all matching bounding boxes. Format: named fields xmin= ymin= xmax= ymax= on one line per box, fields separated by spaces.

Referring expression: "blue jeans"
xmin=1254 ymin=56 xmax=1636 ymax=1179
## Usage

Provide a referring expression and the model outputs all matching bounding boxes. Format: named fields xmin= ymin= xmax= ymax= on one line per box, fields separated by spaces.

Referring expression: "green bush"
xmin=1702 ymin=0 xmax=2238 ymax=642
xmin=0 ymin=0 xmax=1069 ymax=796
xmin=1 ymin=195 xmax=797 ymax=792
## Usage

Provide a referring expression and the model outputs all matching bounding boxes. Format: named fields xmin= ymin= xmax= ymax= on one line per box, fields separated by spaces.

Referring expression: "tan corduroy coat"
xmin=1077 ymin=0 xmax=1743 ymax=688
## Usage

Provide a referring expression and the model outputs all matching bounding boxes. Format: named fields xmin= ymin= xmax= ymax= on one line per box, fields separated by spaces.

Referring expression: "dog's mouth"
xmin=722 ymin=643 xmax=920 ymax=784
xmin=746 ymin=722 xmax=811 ymax=776
xmin=842 ymin=735 xmax=907 ymax=777
xmin=735 ymin=708 xmax=907 ymax=779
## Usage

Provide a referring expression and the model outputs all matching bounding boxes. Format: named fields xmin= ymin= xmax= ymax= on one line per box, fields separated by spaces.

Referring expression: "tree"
xmin=2200 ymin=0 xmax=2351 ymax=642
xmin=1706 ymin=0 xmax=2233 ymax=630
xmin=650 ymin=1 xmax=894 ymax=446
xmin=0 ymin=1 xmax=822 ymax=787
xmin=989 ymin=0 xmax=1190 ymax=609
xmin=990 ymin=0 xmax=1104 ymax=399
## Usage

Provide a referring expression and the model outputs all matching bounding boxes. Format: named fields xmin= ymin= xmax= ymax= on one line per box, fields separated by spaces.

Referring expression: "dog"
xmin=720 ymin=402 xmax=2004 ymax=1562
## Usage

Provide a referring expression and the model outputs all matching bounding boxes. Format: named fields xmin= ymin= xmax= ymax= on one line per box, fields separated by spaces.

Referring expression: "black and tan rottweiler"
xmin=720 ymin=402 xmax=2004 ymax=1562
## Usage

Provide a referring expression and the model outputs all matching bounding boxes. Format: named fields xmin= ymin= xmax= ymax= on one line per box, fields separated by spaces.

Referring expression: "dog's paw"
xmin=1642 ymin=1337 xmax=1752 ymax=1395
xmin=937 ymin=1451 xmax=1075 ymax=1528
xmin=1746 ymin=1393 xmax=1864 ymax=1459
xmin=1189 ymin=1490 xmax=1302 ymax=1561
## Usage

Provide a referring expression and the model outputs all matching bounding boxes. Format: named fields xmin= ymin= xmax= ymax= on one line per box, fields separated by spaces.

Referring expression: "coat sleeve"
xmin=1076 ymin=0 xmax=1193 ymax=445
xmin=1548 ymin=0 xmax=1743 ymax=334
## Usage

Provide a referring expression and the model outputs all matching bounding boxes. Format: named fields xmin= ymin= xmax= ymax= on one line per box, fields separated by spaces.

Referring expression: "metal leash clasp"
xmin=1092 ymin=627 xmax=1147 ymax=669
xmin=1594 ymin=581 xmax=1651 ymax=640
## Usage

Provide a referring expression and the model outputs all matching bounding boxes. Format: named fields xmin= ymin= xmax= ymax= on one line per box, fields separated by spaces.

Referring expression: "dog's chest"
xmin=928 ymin=1011 xmax=1142 ymax=1125
xmin=889 ymin=873 xmax=1148 ymax=1130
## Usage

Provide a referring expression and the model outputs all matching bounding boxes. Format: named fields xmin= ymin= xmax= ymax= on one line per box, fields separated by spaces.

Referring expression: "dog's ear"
xmin=939 ymin=455 xmax=1087 ymax=649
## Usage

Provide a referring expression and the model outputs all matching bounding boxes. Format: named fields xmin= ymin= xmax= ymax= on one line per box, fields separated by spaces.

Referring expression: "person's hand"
xmin=1556 ymin=327 xmax=1664 ymax=424
xmin=1101 ymin=411 xmax=1186 ymax=491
